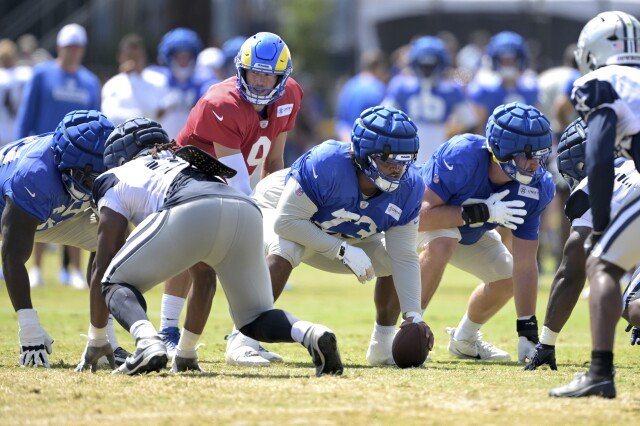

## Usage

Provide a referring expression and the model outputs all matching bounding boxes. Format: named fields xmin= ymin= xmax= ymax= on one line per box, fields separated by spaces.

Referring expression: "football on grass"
xmin=392 ymin=322 xmax=429 ymax=368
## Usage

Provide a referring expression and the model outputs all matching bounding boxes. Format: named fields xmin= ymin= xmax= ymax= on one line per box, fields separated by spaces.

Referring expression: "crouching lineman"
xmin=550 ymin=11 xmax=640 ymax=398
xmin=75 ymin=118 xmax=343 ymax=376
xmin=371 ymin=102 xmax=555 ymax=364
xmin=526 ymin=119 xmax=640 ymax=370
xmin=0 ymin=110 xmax=120 ymax=368
xmin=224 ymin=106 xmax=435 ymax=364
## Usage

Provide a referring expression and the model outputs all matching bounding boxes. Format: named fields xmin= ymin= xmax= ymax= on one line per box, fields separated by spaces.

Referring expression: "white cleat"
xmin=28 ymin=268 xmax=43 ymax=288
xmin=225 ymin=331 xmax=270 ymax=367
xmin=258 ymin=345 xmax=283 ymax=363
xmin=69 ymin=271 xmax=87 ymax=290
xmin=446 ymin=327 xmax=511 ymax=361
xmin=366 ymin=330 xmax=396 ymax=366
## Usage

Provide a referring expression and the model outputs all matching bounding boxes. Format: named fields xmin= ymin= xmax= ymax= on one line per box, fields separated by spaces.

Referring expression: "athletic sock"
xmin=373 ymin=322 xmax=396 ymax=338
xmin=176 ymin=328 xmax=201 ymax=357
xmin=130 ymin=320 xmax=157 ymax=340
xmin=589 ymin=350 xmax=614 ymax=379
xmin=159 ymin=294 xmax=185 ymax=330
xmin=291 ymin=320 xmax=314 ymax=344
xmin=106 ymin=315 xmax=121 ymax=350
xmin=454 ymin=312 xmax=482 ymax=341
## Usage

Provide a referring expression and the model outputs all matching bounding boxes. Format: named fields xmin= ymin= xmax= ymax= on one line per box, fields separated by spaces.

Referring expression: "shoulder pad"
xmin=571 ymin=78 xmax=619 ymax=119
xmin=92 ymin=173 xmax=120 ymax=205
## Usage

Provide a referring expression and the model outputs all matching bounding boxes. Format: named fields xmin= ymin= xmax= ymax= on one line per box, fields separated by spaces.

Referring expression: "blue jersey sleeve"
xmin=397 ymin=170 xmax=425 ymax=225
xmin=7 ymin=166 xmax=55 ymax=223
xmin=288 ymin=145 xmax=344 ymax=207
xmin=423 ymin=139 xmax=472 ymax=203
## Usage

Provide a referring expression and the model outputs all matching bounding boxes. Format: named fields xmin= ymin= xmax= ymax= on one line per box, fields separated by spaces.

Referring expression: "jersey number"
xmin=318 ymin=208 xmax=378 ymax=238
xmin=246 ymin=136 xmax=272 ymax=167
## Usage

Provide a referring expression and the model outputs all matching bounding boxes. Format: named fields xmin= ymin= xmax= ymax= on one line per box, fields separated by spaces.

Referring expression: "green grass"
xmin=1 ymin=250 xmax=640 ymax=425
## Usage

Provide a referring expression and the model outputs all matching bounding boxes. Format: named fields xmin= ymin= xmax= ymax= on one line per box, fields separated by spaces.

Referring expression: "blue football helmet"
xmin=351 ymin=106 xmax=419 ymax=192
xmin=157 ymin=28 xmax=204 ymax=66
xmin=408 ymin=36 xmax=450 ymax=80
xmin=235 ymin=32 xmax=292 ymax=105
xmin=556 ymin=118 xmax=587 ymax=190
xmin=52 ymin=110 xmax=114 ymax=202
xmin=104 ymin=117 xmax=170 ymax=170
xmin=486 ymin=102 xmax=552 ymax=185
xmin=487 ymin=31 xmax=529 ymax=77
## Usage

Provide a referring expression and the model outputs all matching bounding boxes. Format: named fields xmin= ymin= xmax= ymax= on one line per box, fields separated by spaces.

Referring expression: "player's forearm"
xmin=2 ymin=256 xmax=33 ymax=311
xmin=513 ymin=259 xmax=538 ymax=318
xmin=419 ymin=203 xmax=465 ymax=232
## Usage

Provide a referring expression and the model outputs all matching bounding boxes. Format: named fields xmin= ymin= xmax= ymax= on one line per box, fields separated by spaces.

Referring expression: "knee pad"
xmin=488 ymin=251 xmax=513 ymax=281
xmin=102 ymin=282 xmax=148 ymax=313
xmin=239 ymin=309 xmax=296 ymax=343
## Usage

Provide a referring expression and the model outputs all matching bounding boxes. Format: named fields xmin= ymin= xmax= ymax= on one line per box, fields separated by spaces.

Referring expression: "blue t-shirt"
xmin=0 ymin=134 xmax=88 ymax=230
xmin=419 ymin=134 xmax=555 ymax=244
xmin=386 ymin=74 xmax=465 ymax=124
xmin=287 ymin=140 xmax=425 ymax=239
xmin=15 ymin=61 xmax=100 ymax=138
xmin=467 ymin=74 xmax=538 ymax=114
xmin=335 ymin=74 xmax=386 ymax=137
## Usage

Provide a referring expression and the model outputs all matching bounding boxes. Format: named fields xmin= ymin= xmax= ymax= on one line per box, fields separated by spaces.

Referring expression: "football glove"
xmin=337 ymin=242 xmax=375 ymax=284
xmin=517 ymin=316 xmax=539 ymax=364
xmin=75 ymin=341 xmax=115 ymax=373
xmin=625 ymin=323 xmax=640 ymax=346
xmin=524 ymin=343 xmax=557 ymax=370
xmin=19 ymin=323 xmax=54 ymax=368
xmin=485 ymin=189 xmax=526 ymax=230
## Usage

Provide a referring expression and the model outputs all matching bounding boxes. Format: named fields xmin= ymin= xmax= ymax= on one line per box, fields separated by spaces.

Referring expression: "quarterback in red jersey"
xmin=159 ymin=32 xmax=302 ymax=367
xmin=176 ymin=34 xmax=302 ymax=194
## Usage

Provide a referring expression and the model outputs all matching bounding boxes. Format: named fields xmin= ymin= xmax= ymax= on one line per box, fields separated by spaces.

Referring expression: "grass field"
xmin=1 ymin=250 xmax=639 ymax=425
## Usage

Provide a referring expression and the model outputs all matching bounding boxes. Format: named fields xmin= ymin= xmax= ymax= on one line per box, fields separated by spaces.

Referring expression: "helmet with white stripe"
xmin=575 ymin=11 xmax=640 ymax=75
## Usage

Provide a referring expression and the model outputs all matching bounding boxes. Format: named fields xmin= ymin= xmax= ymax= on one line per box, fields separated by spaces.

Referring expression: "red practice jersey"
xmin=176 ymin=77 xmax=303 ymax=177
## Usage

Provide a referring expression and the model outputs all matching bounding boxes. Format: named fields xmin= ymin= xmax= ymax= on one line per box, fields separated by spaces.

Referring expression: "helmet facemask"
xmin=496 ymin=147 xmax=550 ymax=185
xmin=61 ymin=165 xmax=100 ymax=202
xmin=363 ymin=151 xmax=417 ymax=192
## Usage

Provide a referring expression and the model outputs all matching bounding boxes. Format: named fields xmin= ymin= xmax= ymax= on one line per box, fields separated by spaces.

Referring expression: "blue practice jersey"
xmin=15 ymin=61 xmax=100 ymax=138
xmin=468 ymin=73 xmax=538 ymax=114
xmin=420 ymin=134 xmax=555 ymax=244
xmin=335 ymin=74 xmax=386 ymax=137
xmin=287 ymin=140 xmax=425 ymax=239
xmin=0 ymin=135 xmax=88 ymax=230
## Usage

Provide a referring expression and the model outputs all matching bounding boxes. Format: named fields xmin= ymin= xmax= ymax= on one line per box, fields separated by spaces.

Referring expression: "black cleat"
xmin=549 ymin=372 xmax=616 ymax=398
xmin=113 ymin=336 xmax=168 ymax=375
xmin=113 ymin=346 xmax=131 ymax=367
xmin=304 ymin=325 xmax=344 ymax=377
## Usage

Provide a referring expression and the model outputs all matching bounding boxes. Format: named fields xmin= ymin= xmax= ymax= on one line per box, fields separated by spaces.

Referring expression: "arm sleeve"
xmin=385 ymin=221 xmax=422 ymax=314
xmin=274 ymin=177 xmax=344 ymax=259
xmin=585 ymin=107 xmax=617 ymax=233
xmin=218 ymin=152 xmax=252 ymax=196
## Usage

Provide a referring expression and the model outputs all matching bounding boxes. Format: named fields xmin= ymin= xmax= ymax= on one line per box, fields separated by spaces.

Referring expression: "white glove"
xmin=18 ymin=320 xmax=54 ymax=368
xmin=485 ymin=189 xmax=526 ymax=230
xmin=337 ymin=242 xmax=375 ymax=284
xmin=518 ymin=336 xmax=537 ymax=364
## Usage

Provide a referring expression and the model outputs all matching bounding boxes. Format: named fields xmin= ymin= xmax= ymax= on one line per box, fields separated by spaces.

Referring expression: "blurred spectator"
xmin=384 ymin=36 xmax=476 ymax=164
xmin=15 ymin=23 xmax=101 ymax=289
xmin=16 ymin=33 xmax=51 ymax=67
xmin=102 ymin=33 xmax=167 ymax=125
xmin=468 ymin=31 xmax=539 ymax=133
xmin=456 ymin=30 xmax=491 ymax=82
xmin=148 ymin=28 xmax=203 ymax=139
xmin=0 ymin=39 xmax=31 ymax=146
xmin=195 ymin=47 xmax=224 ymax=97
xmin=221 ymin=36 xmax=246 ymax=78
xmin=334 ymin=49 xmax=389 ymax=141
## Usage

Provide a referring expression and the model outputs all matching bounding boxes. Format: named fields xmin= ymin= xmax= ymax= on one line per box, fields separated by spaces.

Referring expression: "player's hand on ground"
xmin=517 ymin=336 xmax=538 ymax=364
xmin=337 ymin=242 xmax=374 ymax=283
xmin=524 ymin=343 xmax=557 ymax=370
xmin=19 ymin=324 xmax=54 ymax=368
xmin=75 ymin=341 xmax=115 ymax=372
xmin=485 ymin=189 xmax=526 ymax=230
xmin=625 ymin=323 xmax=640 ymax=346
xmin=402 ymin=313 xmax=435 ymax=351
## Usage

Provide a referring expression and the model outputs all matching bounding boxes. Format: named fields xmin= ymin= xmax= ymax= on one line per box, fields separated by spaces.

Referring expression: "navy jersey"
xmin=468 ymin=73 xmax=539 ymax=113
xmin=419 ymin=134 xmax=555 ymax=244
xmin=287 ymin=140 xmax=425 ymax=239
xmin=0 ymin=135 xmax=87 ymax=230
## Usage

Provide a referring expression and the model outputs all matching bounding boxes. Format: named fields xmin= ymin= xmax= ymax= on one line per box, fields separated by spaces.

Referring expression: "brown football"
xmin=392 ymin=322 xmax=430 ymax=368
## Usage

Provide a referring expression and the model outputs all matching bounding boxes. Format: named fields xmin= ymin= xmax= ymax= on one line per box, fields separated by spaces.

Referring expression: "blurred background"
xmin=2 ymin=0 xmax=640 ymax=285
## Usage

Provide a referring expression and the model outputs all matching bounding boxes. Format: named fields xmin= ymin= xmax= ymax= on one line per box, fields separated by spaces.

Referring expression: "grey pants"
xmin=103 ymin=195 xmax=274 ymax=328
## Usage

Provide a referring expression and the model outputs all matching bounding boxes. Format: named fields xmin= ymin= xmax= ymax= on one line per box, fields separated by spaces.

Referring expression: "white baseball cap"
xmin=57 ymin=23 xmax=87 ymax=47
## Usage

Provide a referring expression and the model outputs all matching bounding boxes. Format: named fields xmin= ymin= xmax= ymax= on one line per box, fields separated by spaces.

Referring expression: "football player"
xmin=370 ymin=103 xmax=554 ymax=365
xmin=526 ymin=119 xmax=640 ymax=371
xmin=239 ymin=105 xmax=435 ymax=366
xmin=76 ymin=118 xmax=343 ymax=377
xmin=1 ymin=110 xmax=116 ymax=368
xmin=550 ymin=11 xmax=640 ymax=399
xmin=384 ymin=36 xmax=476 ymax=164
xmin=468 ymin=32 xmax=539 ymax=134
xmin=157 ymin=32 xmax=302 ymax=366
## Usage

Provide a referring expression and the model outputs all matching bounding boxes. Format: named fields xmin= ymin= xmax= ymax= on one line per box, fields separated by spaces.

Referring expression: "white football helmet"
xmin=575 ymin=11 xmax=640 ymax=75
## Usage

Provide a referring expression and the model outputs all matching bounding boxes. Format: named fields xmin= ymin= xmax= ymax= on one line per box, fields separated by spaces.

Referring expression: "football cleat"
xmin=28 ymin=268 xmax=43 ymax=288
xmin=69 ymin=270 xmax=87 ymax=290
xmin=258 ymin=344 xmax=283 ymax=363
xmin=549 ymin=372 xmax=616 ymax=398
xmin=158 ymin=326 xmax=180 ymax=360
xmin=98 ymin=346 xmax=131 ymax=367
xmin=446 ymin=327 xmax=511 ymax=361
xmin=225 ymin=331 xmax=270 ymax=367
xmin=303 ymin=325 xmax=344 ymax=377
xmin=113 ymin=336 xmax=168 ymax=375
xmin=366 ymin=329 xmax=396 ymax=366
